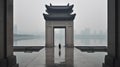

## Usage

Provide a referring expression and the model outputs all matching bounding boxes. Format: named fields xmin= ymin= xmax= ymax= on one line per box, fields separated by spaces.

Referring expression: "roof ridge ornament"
xmin=43 ymin=3 xmax=76 ymax=21
xmin=67 ymin=3 xmax=69 ymax=6
xmin=50 ymin=3 xmax=52 ymax=6
xmin=70 ymin=5 xmax=74 ymax=9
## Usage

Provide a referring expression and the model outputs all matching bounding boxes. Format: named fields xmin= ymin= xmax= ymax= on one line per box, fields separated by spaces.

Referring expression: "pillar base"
xmin=115 ymin=59 xmax=120 ymax=67
xmin=11 ymin=64 xmax=19 ymax=67
xmin=0 ymin=55 xmax=18 ymax=67
xmin=103 ymin=55 xmax=115 ymax=67
xmin=7 ymin=55 xmax=18 ymax=67
xmin=0 ymin=59 xmax=7 ymax=67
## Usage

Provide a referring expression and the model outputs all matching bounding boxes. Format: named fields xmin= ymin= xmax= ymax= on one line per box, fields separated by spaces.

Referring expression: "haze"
xmin=13 ymin=0 xmax=107 ymax=35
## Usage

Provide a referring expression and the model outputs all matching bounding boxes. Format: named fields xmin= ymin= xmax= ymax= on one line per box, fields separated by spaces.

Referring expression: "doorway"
xmin=54 ymin=28 xmax=65 ymax=47
xmin=54 ymin=28 xmax=65 ymax=64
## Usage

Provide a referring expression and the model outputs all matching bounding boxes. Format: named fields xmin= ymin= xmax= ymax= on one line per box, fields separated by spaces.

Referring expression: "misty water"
xmin=14 ymin=37 xmax=107 ymax=46
xmin=14 ymin=37 xmax=107 ymax=67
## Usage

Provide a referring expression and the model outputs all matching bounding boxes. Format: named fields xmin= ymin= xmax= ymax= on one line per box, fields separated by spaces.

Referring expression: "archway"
xmin=43 ymin=4 xmax=75 ymax=47
xmin=54 ymin=28 xmax=65 ymax=47
xmin=45 ymin=21 xmax=74 ymax=47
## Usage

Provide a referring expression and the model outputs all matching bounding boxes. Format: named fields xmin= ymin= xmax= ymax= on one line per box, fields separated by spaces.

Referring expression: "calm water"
xmin=14 ymin=38 xmax=107 ymax=67
xmin=14 ymin=38 xmax=107 ymax=46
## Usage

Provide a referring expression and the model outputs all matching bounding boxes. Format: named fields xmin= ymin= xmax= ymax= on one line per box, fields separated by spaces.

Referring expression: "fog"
xmin=14 ymin=0 xmax=107 ymax=36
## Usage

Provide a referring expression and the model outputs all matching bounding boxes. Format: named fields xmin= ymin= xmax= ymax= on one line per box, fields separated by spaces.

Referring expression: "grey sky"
xmin=14 ymin=0 xmax=107 ymax=35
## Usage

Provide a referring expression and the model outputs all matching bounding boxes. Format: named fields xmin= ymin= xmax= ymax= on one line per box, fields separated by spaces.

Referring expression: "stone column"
xmin=103 ymin=0 xmax=120 ymax=67
xmin=0 ymin=0 xmax=7 ymax=67
xmin=0 ymin=0 xmax=18 ymax=67
xmin=46 ymin=22 xmax=54 ymax=47
xmin=65 ymin=22 xmax=73 ymax=47
xmin=115 ymin=0 xmax=120 ymax=67
xmin=6 ymin=0 xmax=18 ymax=67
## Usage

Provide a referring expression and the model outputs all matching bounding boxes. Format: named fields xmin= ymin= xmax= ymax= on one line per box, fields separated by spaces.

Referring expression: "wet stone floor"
xmin=14 ymin=46 xmax=107 ymax=67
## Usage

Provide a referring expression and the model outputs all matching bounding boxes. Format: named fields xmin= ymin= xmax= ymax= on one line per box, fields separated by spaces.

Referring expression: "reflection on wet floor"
xmin=14 ymin=46 xmax=107 ymax=67
xmin=46 ymin=47 xmax=73 ymax=67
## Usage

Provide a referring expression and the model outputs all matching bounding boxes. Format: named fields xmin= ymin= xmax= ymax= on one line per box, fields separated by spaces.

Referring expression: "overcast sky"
xmin=13 ymin=0 xmax=107 ymax=35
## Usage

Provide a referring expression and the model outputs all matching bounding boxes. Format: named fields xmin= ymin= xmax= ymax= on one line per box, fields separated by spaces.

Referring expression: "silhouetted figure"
xmin=59 ymin=43 xmax=61 ymax=49
xmin=58 ymin=43 xmax=61 ymax=57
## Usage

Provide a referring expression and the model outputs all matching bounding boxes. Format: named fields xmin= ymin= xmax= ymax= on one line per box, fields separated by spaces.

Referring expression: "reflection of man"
xmin=59 ymin=50 xmax=61 ymax=57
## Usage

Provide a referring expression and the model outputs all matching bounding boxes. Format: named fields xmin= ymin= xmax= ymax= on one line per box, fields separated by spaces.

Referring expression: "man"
xmin=59 ymin=43 xmax=61 ymax=49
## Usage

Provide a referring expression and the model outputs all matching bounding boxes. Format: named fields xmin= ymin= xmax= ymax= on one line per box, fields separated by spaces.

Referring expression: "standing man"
xmin=59 ymin=43 xmax=61 ymax=49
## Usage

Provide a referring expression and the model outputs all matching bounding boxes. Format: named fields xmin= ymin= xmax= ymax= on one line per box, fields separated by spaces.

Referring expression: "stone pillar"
xmin=0 ymin=0 xmax=18 ymax=67
xmin=6 ymin=0 xmax=18 ymax=67
xmin=46 ymin=22 xmax=54 ymax=47
xmin=0 ymin=0 xmax=7 ymax=67
xmin=115 ymin=0 xmax=120 ymax=67
xmin=46 ymin=48 xmax=54 ymax=67
xmin=103 ymin=0 xmax=120 ymax=67
xmin=65 ymin=23 xmax=74 ymax=47
xmin=65 ymin=48 xmax=74 ymax=67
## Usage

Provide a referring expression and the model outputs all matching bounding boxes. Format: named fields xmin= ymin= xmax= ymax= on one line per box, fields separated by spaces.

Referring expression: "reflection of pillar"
xmin=0 ymin=0 xmax=18 ymax=67
xmin=65 ymin=48 xmax=74 ymax=67
xmin=46 ymin=48 xmax=54 ymax=67
xmin=45 ymin=47 xmax=74 ymax=67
